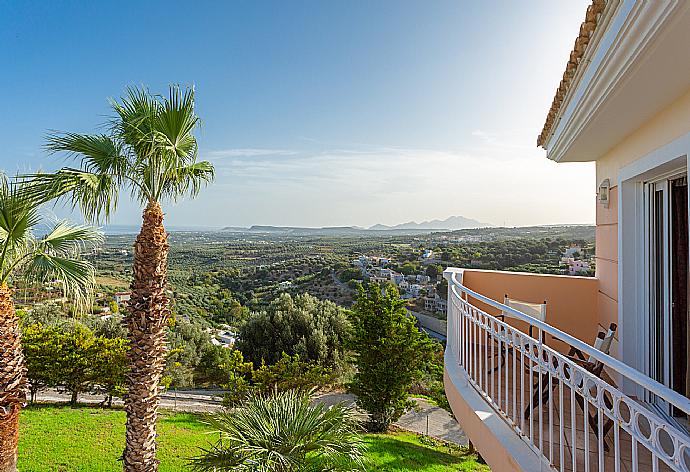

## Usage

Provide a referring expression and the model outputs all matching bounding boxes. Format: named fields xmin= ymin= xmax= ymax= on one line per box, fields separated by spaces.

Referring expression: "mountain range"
xmin=221 ymin=216 xmax=491 ymax=236
xmin=368 ymin=215 xmax=490 ymax=231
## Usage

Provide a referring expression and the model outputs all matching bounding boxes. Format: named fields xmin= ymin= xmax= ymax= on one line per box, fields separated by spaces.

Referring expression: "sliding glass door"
xmin=645 ymin=175 xmax=689 ymax=417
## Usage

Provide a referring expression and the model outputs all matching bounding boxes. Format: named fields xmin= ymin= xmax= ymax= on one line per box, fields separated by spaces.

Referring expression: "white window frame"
xmin=618 ymin=132 xmax=690 ymax=399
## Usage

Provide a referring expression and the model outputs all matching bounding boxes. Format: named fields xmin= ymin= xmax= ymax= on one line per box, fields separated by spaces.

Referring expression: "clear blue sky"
xmin=0 ymin=0 xmax=593 ymax=228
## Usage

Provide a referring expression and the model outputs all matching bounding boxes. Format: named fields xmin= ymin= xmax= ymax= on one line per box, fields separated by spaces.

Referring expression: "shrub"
xmin=237 ymin=293 xmax=349 ymax=370
xmin=347 ymin=284 xmax=435 ymax=432
xmin=221 ymin=353 xmax=334 ymax=407
xmin=252 ymin=353 xmax=334 ymax=394
xmin=191 ymin=390 xmax=365 ymax=471
xmin=22 ymin=323 xmax=128 ymax=404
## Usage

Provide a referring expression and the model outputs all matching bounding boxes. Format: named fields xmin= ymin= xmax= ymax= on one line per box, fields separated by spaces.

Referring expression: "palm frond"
xmin=21 ymin=169 xmax=119 ymax=223
xmin=161 ymin=161 xmax=215 ymax=201
xmin=0 ymin=175 xmax=41 ymax=274
xmin=39 ymin=220 xmax=104 ymax=255
xmin=0 ymin=178 xmax=40 ymax=246
xmin=25 ymin=252 xmax=96 ymax=312
xmin=45 ymin=133 xmax=127 ymax=176
xmin=156 ymin=85 xmax=199 ymax=164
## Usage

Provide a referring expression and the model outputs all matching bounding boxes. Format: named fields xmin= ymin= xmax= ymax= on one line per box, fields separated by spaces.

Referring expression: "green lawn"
xmin=19 ymin=405 xmax=488 ymax=471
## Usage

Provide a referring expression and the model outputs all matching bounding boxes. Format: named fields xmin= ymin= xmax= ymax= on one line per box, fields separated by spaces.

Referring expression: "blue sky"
xmin=0 ymin=0 xmax=593 ymax=228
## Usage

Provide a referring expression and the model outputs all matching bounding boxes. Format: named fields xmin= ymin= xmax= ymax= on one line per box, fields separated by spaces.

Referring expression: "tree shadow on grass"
xmin=160 ymin=412 xmax=205 ymax=425
xmin=364 ymin=435 xmax=483 ymax=471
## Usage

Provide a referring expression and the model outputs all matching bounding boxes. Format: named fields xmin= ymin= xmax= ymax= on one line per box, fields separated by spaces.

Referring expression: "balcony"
xmin=443 ymin=268 xmax=690 ymax=472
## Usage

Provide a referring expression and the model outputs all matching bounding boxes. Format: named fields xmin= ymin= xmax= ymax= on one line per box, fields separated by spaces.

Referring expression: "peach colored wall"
xmin=596 ymin=86 xmax=690 ymax=184
xmin=593 ymin=84 xmax=690 ymax=348
xmin=595 ymin=185 xmax=618 ymax=334
xmin=462 ymin=269 xmax=599 ymax=348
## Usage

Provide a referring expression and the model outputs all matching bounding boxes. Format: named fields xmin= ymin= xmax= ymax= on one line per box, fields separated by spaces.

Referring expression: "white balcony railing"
xmin=445 ymin=269 xmax=690 ymax=472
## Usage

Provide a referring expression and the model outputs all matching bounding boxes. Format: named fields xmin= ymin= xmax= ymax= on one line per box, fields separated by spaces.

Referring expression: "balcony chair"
xmin=524 ymin=323 xmax=618 ymax=449
xmin=488 ymin=295 xmax=547 ymax=373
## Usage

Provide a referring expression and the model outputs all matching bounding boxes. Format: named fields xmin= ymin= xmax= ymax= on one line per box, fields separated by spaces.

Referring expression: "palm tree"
xmin=0 ymin=175 xmax=101 ymax=472
xmin=26 ymin=85 xmax=214 ymax=471
xmin=191 ymin=389 xmax=366 ymax=472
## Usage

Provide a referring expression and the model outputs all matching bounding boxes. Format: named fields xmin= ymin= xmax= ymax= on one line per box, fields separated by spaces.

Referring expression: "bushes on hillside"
xmin=236 ymin=293 xmax=349 ymax=369
xmin=221 ymin=353 xmax=333 ymax=407
xmin=22 ymin=324 xmax=128 ymax=404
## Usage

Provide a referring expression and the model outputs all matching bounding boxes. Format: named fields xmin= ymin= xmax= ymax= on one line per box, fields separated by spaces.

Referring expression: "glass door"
xmin=646 ymin=179 xmax=671 ymax=408
xmin=645 ymin=175 xmax=689 ymax=417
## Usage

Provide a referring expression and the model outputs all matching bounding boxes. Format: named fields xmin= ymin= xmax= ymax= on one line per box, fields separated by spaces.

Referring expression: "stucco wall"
xmin=593 ymin=83 xmax=690 ymax=358
xmin=596 ymin=185 xmax=618 ymax=334
xmin=596 ymin=86 xmax=690 ymax=184
xmin=461 ymin=269 xmax=599 ymax=348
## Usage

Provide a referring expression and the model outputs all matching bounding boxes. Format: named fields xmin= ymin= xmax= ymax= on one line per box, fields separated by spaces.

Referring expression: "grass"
xmin=364 ymin=432 xmax=489 ymax=471
xmin=19 ymin=405 xmax=213 ymax=472
xmin=18 ymin=405 xmax=489 ymax=471
xmin=95 ymin=275 xmax=130 ymax=288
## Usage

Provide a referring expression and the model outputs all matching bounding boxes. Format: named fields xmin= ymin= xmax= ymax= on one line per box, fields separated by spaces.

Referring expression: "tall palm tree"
xmin=0 ymin=175 xmax=101 ymax=472
xmin=26 ymin=85 xmax=214 ymax=471
xmin=191 ymin=389 xmax=366 ymax=472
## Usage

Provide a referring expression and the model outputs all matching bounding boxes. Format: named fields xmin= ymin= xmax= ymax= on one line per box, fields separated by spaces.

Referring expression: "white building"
xmin=563 ymin=245 xmax=582 ymax=258
xmin=408 ymin=284 xmax=422 ymax=297
xmin=424 ymin=295 xmax=447 ymax=314
xmin=113 ymin=292 xmax=131 ymax=304
xmin=568 ymin=259 xmax=590 ymax=275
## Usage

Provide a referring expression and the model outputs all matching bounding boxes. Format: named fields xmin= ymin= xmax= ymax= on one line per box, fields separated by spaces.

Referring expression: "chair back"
xmin=502 ymin=295 xmax=547 ymax=323
xmin=587 ymin=323 xmax=617 ymax=364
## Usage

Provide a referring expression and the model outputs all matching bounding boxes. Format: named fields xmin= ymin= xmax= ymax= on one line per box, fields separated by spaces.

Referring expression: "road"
xmin=35 ymin=389 xmax=467 ymax=446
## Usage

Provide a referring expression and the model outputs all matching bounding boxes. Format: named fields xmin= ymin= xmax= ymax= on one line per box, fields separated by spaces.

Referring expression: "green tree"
xmin=399 ymin=262 xmax=416 ymax=276
xmin=0 ymin=175 xmax=100 ymax=472
xmin=30 ymin=85 xmax=214 ymax=470
xmin=347 ymin=284 xmax=435 ymax=432
xmin=237 ymin=293 xmax=349 ymax=369
xmin=425 ymin=264 xmax=443 ymax=278
xmin=219 ymin=350 xmax=254 ymax=407
xmin=57 ymin=325 xmax=99 ymax=405
xmin=92 ymin=336 xmax=128 ymax=407
xmin=21 ymin=324 xmax=61 ymax=403
xmin=252 ymin=353 xmax=333 ymax=394
xmin=196 ymin=345 xmax=249 ymax=388
xmin=191 ymin=390 xmax=365 ymax=472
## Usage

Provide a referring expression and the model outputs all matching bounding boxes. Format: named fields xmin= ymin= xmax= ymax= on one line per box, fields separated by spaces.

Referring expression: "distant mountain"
xmin=220 ymin=225 xmax=446 ymax=236
xmin=369 ymin=216 xmax=491 ymax=231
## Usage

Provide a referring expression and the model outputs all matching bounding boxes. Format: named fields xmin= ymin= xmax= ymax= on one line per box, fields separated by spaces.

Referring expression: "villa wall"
xmin=596 ymin=86 xmax=690 ymax=184
xmin=461 ymin=269 xmax=599 ymax=348
xmin=593 ymin=84 xmax=690 ymax=358
xmin=595 ymin=185 xmax=618 ymax=338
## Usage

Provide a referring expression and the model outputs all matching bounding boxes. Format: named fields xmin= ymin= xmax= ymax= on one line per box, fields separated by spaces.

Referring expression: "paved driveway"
xmin=36 ymin=389 xmax=467 ymax=446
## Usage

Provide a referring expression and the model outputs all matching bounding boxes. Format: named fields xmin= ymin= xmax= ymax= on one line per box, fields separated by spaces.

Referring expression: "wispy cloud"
xmin=470 ymin=129 xmax=533 ymax=156
xmin=186 ymin=141 xmax=593 ymax=228
xmin=206 ymin=148 xmax=299 ymax=159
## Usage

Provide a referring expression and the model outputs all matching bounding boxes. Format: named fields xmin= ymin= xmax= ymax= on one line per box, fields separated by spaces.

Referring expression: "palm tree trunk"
xmin=123 ymin=202 xmax=170 ymax=472
xmin=0 ymin=284 xmax=26 ymax=472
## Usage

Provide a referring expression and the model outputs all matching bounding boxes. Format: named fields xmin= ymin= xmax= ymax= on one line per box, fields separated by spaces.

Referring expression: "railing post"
xmin=444 ymin=268 xmax=464 ymax=358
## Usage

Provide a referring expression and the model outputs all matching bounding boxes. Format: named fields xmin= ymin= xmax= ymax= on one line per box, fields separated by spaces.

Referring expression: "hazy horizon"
xmin=1 ymin=1 xmax=594 ymax=228
xmin=100 ymin=216 xmax=596 ymax=233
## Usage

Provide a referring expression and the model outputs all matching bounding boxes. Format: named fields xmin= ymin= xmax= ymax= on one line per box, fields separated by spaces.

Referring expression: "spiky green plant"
xmin=0 ymin=174 xmax=101 ymax=472
xmin=191 ymin=389 xmax=366 ymax=472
